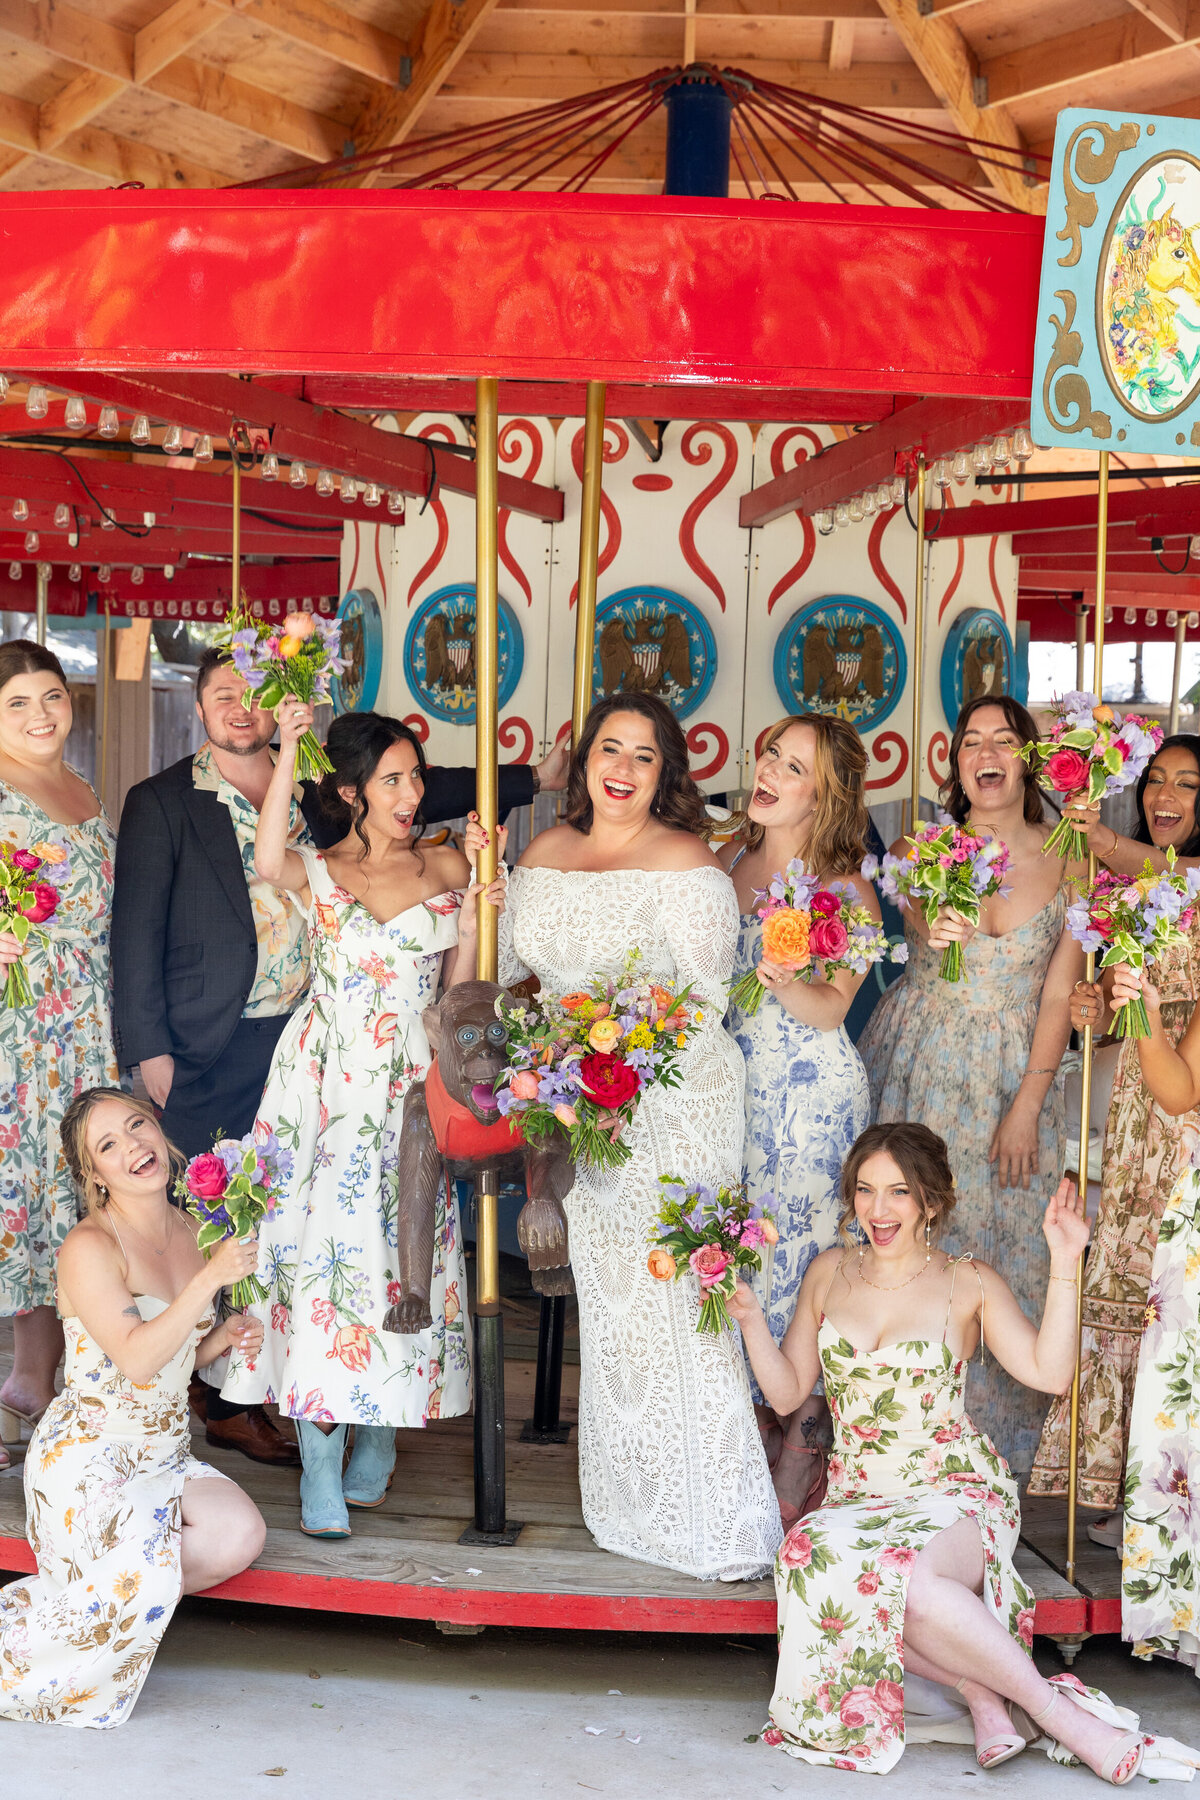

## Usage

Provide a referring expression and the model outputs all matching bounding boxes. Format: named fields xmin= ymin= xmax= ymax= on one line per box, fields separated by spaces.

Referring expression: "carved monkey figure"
xmin=382 ymin=981 xmax=574 ymax=1335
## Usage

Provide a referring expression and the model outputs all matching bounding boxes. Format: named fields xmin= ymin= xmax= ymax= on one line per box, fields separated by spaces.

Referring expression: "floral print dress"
xmin=0 ymin=1299 xmax=226 ymax=1727
xmin=0 ymin=779 xmax=118 ymax=1316
xmin=1121 ymin=1158 xmax=1200 ymax=1673
xmin=766 ymin=1265 xmax=1033 ymax=1773
xmin=217 ymin=846 xmax=471 ymax=1429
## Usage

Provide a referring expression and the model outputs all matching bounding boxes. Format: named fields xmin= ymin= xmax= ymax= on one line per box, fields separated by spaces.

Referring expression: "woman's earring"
xmin=856 ymin=1222 xmax=867 ymax=1257
xmin=97 ymin=1183 xmax=107 ymax=1198
xmin=924 ymin=1217 xmax=932 ymax=1261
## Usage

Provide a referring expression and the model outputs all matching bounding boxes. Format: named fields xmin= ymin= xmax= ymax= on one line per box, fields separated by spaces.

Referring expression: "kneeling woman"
xmin=0 ymin=1088 xmax=265 ymax=1729
xmin=731 ymin=1122 xmax=1148 ymax=1782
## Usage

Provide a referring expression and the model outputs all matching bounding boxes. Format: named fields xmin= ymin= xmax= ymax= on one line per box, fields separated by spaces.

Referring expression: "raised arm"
xmin=968 ymin=1178 xmax=1090 ymax=1395
xmin=1107 ymin=962 xmax=1200 ymax=1115
xmin=254 ymin=701 xmax=312 ymax=891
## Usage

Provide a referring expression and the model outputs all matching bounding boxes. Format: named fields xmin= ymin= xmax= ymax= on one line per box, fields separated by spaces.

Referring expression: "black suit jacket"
xmin=111 ymin=755 xmax=534 ymax=1083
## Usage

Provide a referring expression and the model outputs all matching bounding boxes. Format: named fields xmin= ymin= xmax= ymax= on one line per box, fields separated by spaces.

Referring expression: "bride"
xmin=501 ymin=693 xmax=781 ymax=1580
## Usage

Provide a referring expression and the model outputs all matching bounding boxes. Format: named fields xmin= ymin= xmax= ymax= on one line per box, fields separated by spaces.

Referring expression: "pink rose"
xmin=853 ymin=1421 xmax=883 ymax=1442
xmin=856 ymin=1568 xmax=880 ymax=1597
xmin=838 ymin=1686 xmax=883 ymax=1731
xmin=875 ymin=1679 xmax=905 ymax=1719
xmin=23 ymin=883 xmax=59 ymax=924
xmin=10 ymin=849 xmax=40 ymax=872
xmin=1044 ymin=746 xmax=1091 ymax=795
xmin=689 ymin=1243 xmax=730 ymax=1288
xmin=1016 ymin=1606 xmax=1035 ymax=1648
xmin=510 ymin=1070 xmax=540 ymax=1101
xmin=808 ymin=916 xmax=849 ymax=962
xmin=880 ymin=1544 xmax=917 ymax=1574
xmin=185 ymin=1152 xmax=228 ymax=1201
xmin=819 ymin=1613 xmax=845 ymax=1635
xmin=810 ymin=890 xmax=840 ymax=917
xmin=311 ymin=1297 xmax=337 ymax=1333
xmin=761 ymin=1727 xmax=784 ymax=1747
xmin=778 ymin=1529 xmax=813 ymax=1570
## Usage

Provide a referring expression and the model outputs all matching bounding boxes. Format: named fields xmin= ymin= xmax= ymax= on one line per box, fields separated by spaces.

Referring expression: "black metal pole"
xmin=461 ymin=1166 xmax=522 ymax=1544
xmin=522 ymin=1293 xmax=570 ymax=1444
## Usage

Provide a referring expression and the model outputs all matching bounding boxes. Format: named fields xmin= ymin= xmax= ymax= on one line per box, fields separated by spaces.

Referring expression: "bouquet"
xmin=494 ymin=950 xmax=703 ymax=1171
xmin=222 ymin=600 xmax=346 ymax=783
xmin=0 ymin=840 xmax=65 ymax=1007
xmin=1019 ymin=692 xmax=1163 ymax=863
xmin=1066 ymin=849 xmax=1200 ymax=1038
xmin=870 ymin=819 xmax=1011 ymax=983
xmin=648 ymin=1176 xmax=779 ymax=1334
xmin=175 ymin=1131 xmax=292 ymax=1309
xmin=728 ymin=857 xmax=903 ymax=1015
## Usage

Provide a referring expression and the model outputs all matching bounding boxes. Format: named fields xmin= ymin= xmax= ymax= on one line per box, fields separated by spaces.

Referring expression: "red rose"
xmin=185 ymin=1152 xmax=229 ymax=1201
xmin=808 ymin=916 xmax=849 ymax=962
xmin=761 ymin=1727 xmax=784 ymax=1747
xmin=838 ymin=1686 xmax=882 ymax=1731
xmin=875 ymin=1679 xmax=905 ymax=1719
xmin=10 ymin=849 xmax=40 ymax=873
xmin=23 ymin=882 xmax=59 ymax=924
xmin=811 ymin=890 xmax=840 ymax=917
xmin=1043 ymin=746 xmax=1091 ymax=795
xmin=779 ymin=1528 xmax=813 ymax=1569
xmin=578 ymin=1052 xmax=640 ymax=1111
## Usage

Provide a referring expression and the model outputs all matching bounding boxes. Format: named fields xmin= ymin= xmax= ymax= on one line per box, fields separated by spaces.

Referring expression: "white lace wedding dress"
xmin=502 ymin=864 xmax=782 ymax=1580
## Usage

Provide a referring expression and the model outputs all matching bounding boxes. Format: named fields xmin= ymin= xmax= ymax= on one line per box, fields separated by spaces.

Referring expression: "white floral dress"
xmin=217 ymin=846 xmax=471 ymax=1429
xmin=0 ymin=780 xmax=118 ymax=1316
xmin=766 ymin=1262 xmax=1034 ymax=1773
xmin=0 ymin=1299 xmax=226 ymax=1728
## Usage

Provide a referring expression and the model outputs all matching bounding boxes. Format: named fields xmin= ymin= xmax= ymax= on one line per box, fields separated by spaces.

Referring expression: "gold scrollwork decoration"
xmin=1056 ymin=118 xmax=1141 ymax=268
xmin=1042 ymin=289 xmax=1112 ymax=439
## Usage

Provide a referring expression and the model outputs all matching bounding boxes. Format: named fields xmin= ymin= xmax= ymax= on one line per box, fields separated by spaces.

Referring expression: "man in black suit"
xmin=111 ymin=646 xmax=566 ymax=1465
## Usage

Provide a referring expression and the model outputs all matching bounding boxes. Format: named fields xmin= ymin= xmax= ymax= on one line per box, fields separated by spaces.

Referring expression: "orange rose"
xmin=760 ymin=1218 xmax=779 ymax=1245
xmin=647 ymin=1248 xmax=677 ymax=1281
xmin=587 ymin=1017 xmax=623 ymax=1053
xmin=1092 ymin=703 xmax=1114 ymax=724
xmin=762 ymin=906 xmax=812 ymax=970
xmin=278 ymin=635 xmax=303 ymax=660
xmin=327 ymin=1324 xmax=372 ymax=1372
xmin=560 ymin=993 xmax=592 ymax=1013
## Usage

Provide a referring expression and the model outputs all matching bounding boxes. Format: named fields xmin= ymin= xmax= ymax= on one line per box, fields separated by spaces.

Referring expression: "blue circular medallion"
xmin=404 ymin=584 xmax=524 ymax=725
xmin=774 ymin=594 xmax=906 ymax=730
xmin=939 ymin=608 xmax=1017 ymax=727
xmin=592 ymin=586 xmax=715 ymax=720
xmin=330 ymin=588 xmax=383 ymax=715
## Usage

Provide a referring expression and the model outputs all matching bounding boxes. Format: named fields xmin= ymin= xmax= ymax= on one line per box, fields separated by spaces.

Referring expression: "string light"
xmin=363 ymin=483 xmax=382 ymax=508
xmin=64 ymin=397 xmax=87 ymax=430
xmin=875 ymin=482 xmax=891 ymax=511
xmin=932 ymin=457 xmax=952 ymax=489
xmin=386 ymin=490 xmax=404 ymax=516
xmin=1123 ymin=607 xmax=1137 ymax=625
xmin=341 ymin=477 xmax=359 ymax=503
xmin=194 ymin=435 xmax=213 ymax=462
xmin=991 ymin=434 xmax=1012 ymax=468
xmin=163 ymin=425 xmax=184 ymax=455
xmin=951 ymin=449 xmax=971 ymax=484
xmin=131 ymin=566 xmax=144 ymax=585
xmin=862 ymin=487 xmax=877 ymax=516
xmin=98 ymin=406 xmax=120 ymax=439
xmin=971 ymin=442 xmax=991 ymax=476
xmin=834 ymin=502 xmax=850 ymax=528
xmin=68 ymin=563 xmax=81 ymax=583
xmin=848 ymin=495 xmax=864 ymax=523
xmin=1012 ymin=426 xmax=1034 ymax=463
xmin=164 ymin=564 xmax=174 ymax=580
xmin=316 ymin=470 xmax=335 ymax=497
xmin=25 ymin=386 xmax=48 ymax=420
xmin=1146 ymin=609 xmax=1158 ymax=627
xmin=261 ymin=452 xmax=279 ymax=481
xmin=7 ymin=564 xmax=18 ymax=581
xmin=131 ymin=415 xmax=152 ymax=446
xmin=23 ymin=531 xmax=37 ymax=554
xmin=288 ymin=462 xmax=308 ymax=488
xmin=11 ymin=499 xmax=27 ymax=523
xmin=53 ymin=504 xmax=70 ymax=529
xmin=98 ymin=564 xmax=112 ymax=583
xmin=816 ymin=508 xmax=834 ymax=535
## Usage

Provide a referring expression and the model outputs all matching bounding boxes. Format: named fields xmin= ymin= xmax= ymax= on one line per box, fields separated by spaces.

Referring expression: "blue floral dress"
xmin=0 ymin=779 xmax=118 ymax=1316
xmin=728 ymin=908 xmax=870 ymax=1403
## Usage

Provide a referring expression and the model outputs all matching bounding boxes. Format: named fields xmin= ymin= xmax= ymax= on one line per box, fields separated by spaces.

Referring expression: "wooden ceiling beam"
xmin=347 ymin=0 xmax=505 ymax=183
xmin=0 ymin=99 xmax=233 ymax=186
xmin=144 ymin=60 xmax=345 ymax=162
xmin=0 ymin=0 xmax=131 ymax=81
xmin=237 ymin=0 xmax=407 ymax=86
xmin=980 ymin=5 xmax=1199 ymax=107
xmin=134 ymin=0 xmax=226 ymax=85
xmin=1125 ymin=0 xmax=1188 ymax=40
xmin=871 ymin=0 xmax=1039 ymax=212
xmin=38 ymin=71 xmax=124 ymax=151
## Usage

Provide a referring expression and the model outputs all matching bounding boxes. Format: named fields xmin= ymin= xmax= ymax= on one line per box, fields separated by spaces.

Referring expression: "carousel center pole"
xmin=909 ymin=453 xmax=927 ymax=831
xmin=468 ymin=375 xmax=517 ymax=1541
xmin=34 ymin=561 xmax=49 ymax=647
xmin=1066 ymin=449 xmax=1109 ymax=1586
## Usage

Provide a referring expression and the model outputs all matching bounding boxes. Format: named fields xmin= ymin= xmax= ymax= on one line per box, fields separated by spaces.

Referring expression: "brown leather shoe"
xmin=206 ymin=1405 xmax=301 ymax=1467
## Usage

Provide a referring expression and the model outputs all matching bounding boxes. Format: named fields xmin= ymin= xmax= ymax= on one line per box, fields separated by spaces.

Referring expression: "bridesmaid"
xmin=858 ymin=696 xmax=1083 ymax=1481
xmin=719 ymin=715 xmax=877 ymax=1523
xmin=0 ymin=642 xmax=120 ymax=1474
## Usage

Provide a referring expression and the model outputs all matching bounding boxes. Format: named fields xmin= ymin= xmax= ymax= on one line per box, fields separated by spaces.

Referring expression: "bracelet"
xmin=1101 ymin=826 xmax=1119 ymax=856
xmin=1048 ymin=1273 xmax=1078 ymax=1285
xmin=1022 ymin=1066 xmax=1058 ymax=1077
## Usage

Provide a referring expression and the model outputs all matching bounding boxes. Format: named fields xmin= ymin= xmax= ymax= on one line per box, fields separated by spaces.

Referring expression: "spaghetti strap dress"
xmin=766 ymin=1257 xmax=1034 ymax=1772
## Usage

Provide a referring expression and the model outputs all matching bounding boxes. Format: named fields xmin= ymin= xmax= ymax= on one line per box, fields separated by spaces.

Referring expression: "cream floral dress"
xmin=765 ymin=1261 xmax=1034 ymax=1773
xmin=0 ymin=1299 xmax=226 ymax=1727
xmin=0 ymin=779 xmax=118 ymax=1316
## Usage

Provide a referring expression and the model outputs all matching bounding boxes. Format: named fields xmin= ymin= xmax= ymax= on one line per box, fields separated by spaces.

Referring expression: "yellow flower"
xmin=1171 ymin=1605 xmax=1194 ymax=1631
xmin=1125 ymin=1547 xmax=1153 ymax=1571
xmin=587 ymin=1017 xmax=623 ymax=1053
xmin=113 ymin=1571 xmax=140 ymax=1603
xmin=1126 ymin=1523 xmax=1144 ymax=1546
xmin=1186 ymin=1251 xmax=1200 ymax=1282
xmin=1155 ymin=1411 xmax=1177 ymax=1432
xmin=654 ymin=1021 xmax=664 ymax=1033
xmin=675 ymin=1033 xmax=687 ymax=1048
xmin=626 ymin=1023 xmax=654 ymax=1050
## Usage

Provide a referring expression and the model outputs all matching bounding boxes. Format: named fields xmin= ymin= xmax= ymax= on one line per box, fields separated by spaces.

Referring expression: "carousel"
xmin=0 ymin=90 xmax=1197 ymax=1657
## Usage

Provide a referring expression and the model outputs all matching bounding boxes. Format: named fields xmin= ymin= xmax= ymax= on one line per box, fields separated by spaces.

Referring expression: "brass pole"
xmin=909 ymin=454 xmax=927 ymax=830
xmin=99 ymin=607 xmax=112 ymax=805
xmin=1075 ymin=602 xmax=1087 ymax=694
xmin=1066 ymin=449 xmax=1108 ymax=1586
xmin=231 ymin=447 xmax=241 ymax=605
xmin=34 ymin=563 xmax=49 ymax=646
xmin=473 ymin=377 xmax=500 ymax=1304
xmin=1170 ymin=612 xmax=1187 ymax=736
xmin=572 ymin=382 xmax=607 ymax=745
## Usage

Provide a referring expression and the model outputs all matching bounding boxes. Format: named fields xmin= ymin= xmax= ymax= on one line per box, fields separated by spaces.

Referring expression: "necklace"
xmin=856 ymin=1244 xmax=931 ymax=1291
xmin=110 ymin=1205 xmax=176 ymax=1258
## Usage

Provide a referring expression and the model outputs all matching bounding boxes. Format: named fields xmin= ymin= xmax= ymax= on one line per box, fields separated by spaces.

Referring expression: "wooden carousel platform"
xmin=0 ymin=1301 xmax=1100 ymax=1640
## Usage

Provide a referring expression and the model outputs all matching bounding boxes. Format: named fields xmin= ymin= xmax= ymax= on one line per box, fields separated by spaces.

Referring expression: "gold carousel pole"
xmin=470 ymin=375 xmax=509 ymax=1537
xmin=34 ymin=561 xmax=49 ymax=647
xmin=1075 ymin=600 xmax=1088 ymax=695
xmin=572 ymin=382 xmax=607 ymax=744
xmin=909 ymin=453 xmax=928 ymax=831
xmin=1066 ymin=449 xmax=1109 ymax=1586
xmin=231 ymin=446 xmax=241 ymax=603
xmin=1169 ymin=610 xmax=1187 ymax=736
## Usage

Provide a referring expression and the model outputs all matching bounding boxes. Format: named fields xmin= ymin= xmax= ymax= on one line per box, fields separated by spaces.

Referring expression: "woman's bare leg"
xmin=1 ymin=1305 xmax=63 ymax=1417
xmin=772 ymin=1393 xmax=828 ymax=1514
xmin=180 ymin=1478 xmax=266 ymax=1594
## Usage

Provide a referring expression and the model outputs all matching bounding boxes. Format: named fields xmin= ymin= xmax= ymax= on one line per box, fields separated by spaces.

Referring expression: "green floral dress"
xmin=765 ymin=1273 xmax=1034 ymax=1773
xmin=0 ymin=779 xmax=118 ymax=1316
xmin=1121 ymin=1160 xmax=1200 ymax=1672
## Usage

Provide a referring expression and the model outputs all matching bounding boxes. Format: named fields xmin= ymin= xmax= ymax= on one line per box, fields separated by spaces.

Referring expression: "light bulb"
xmin=193 ymin=434 xmax=213 ymax=462
xmin=64 ymin=396 xmax=86 ymax=430
xmin=834 ymin=502 xmax=850 ymax=529
xmin=98 ymin=405 xmax=119 ymax=439
xmin=53 ymin=503 xmax=70 ymax=529
xmin=341 ymin=477 xmax=359 ymax=503
xmin=164 ymin=564 xmax=174 ymax=580
xmin=0 ymin=375 xmax=8 ymax=403
xmin=37 ymin=561 xmax=50 ymax=580
xmin=890 ymin=474 xmax=906 ymax=506
xmin=316 ymin=469 xmax=335 ymax=497
xmin=1123 ymin=607 xmax=1136 ymax=625
xmin=971 ymin=442 xmax=991 ymax=475
xmin=932 ymin=456 xmax=952 ymax=489
xmin=131 ymin=414 xmax=151 ymax=446
xmin=23 ymin=531 xmax=37 ymax=553
xmin=131 ymin=565 xmax=144 ymax=585
xmin=11 ymin=498 xmax=27 ymax=523
xmin=387 ymin=490 xmax=404 ymax=516
xmin=68 ymin=563 xmax=81 ymax=583
xmin=848 ymin=494 xmax=864 ymax=523
xmin=98 ymin=564 xmax=112 ymax=583
xmin=7 ymin=562 xmax=18 ymax=580
xmin=862 ymin=488 xmax=877 ymax=516
xmin=363 ymin=483 xmax=381 ymax=508
xmin=101 ymin=514 xmax=115 ymax=530
xmin=1146 ymin=609 xmax=1158 ymax=627
xmin=1189 ymin=612 xmax=1199 ymax=629
xmin=288 ymin=462 xmax=308 ymax=488
xmin=261 ymin=452 xmax=279 ymax=481
xmin=1012 ymin=425 xmax=1034 ymax=463
xmin=816 ymin=508 xmax=834 ymax=535
xmin=1167 ymin=610 xmax=1179 ymax=628
xmin=163 ymin=424 xmax=184 ymax=455
xmin=991 ymin=434 xmax=1012 ymax=467
xmin=951 ymin=449 xmax=971 ymax=484
xmin=25 ymin=385 xmax=48 ymax=420
xmin=1105 ymin=607 xmax=1114 ymax=624
xmin=875 ymin=482 xmax=891 ymax=511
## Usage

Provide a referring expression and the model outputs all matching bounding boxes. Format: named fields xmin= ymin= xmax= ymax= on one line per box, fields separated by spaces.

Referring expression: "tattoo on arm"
xmin=122 ymin=1304 xmax=142 ymax=1322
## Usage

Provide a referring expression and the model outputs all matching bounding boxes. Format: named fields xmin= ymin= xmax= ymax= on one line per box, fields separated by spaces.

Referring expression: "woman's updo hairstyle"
xmin=0 ymin=639 xmax=68 ymax=697
xmin=837 ymin=1120 xmax=958 ymax=1248
xmin=317 ymin=711 xmax=428 ymax=861
xmin=565 ymin=692 xmax=708 ymax=835
xmin=61 ymin=1086 xmax=184 ymax=1223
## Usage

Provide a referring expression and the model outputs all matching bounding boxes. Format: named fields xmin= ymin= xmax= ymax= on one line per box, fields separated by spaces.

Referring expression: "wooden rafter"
xmin=1125 ymin=0 xmax=1188 ymax=40
xmin=872 ymin=0 xmax=1041 ymax=214
xmin=980 ymin=4 xmax=1199 ymax=106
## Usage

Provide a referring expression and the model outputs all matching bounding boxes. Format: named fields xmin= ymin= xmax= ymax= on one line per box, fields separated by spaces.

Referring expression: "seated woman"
xmin=730 ymin=1121 xmax=1152 ymax=1781
xmin=0 ymin=1088 xmax=265 ymax=1729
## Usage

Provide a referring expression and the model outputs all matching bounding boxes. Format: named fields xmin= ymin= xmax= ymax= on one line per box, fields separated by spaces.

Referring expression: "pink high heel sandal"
xmin=1031 ymin=1682 xmax=1144 ymax=1785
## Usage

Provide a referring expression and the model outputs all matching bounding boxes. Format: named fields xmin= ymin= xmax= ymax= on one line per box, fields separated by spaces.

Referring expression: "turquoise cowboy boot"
xmin=295 ymin=1420 xmax=351 ymax=1538
xmin=342 ymin=1424 xmax=397 ymax=1508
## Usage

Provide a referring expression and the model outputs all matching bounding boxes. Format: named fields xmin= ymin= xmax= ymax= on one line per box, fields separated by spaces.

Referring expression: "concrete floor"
xmin=1 ymin=1605 xmax=1197 ymax=1800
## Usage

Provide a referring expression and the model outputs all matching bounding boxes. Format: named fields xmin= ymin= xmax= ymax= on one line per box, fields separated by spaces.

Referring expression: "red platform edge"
xmin=0 ymin=1532 xmax=1087 ymax=1635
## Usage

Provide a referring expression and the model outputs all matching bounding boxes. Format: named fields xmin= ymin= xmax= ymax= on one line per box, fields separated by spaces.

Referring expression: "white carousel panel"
xmin=380 ymin=412 xmax=556 ymax=780
xmin=546 ymin=418 xmax=754 ymax=794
